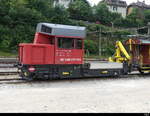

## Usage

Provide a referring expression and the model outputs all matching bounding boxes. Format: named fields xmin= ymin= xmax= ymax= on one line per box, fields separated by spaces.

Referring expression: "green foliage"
xmin=0 ymin=0 xmax=148 ymax=57
xmin=112 ymin=30 xmax=131 ymax=38
xmin=50 ymin=5 xmax=70 ymax=24
xmin=94 ymin=3 xmax=111 ymax=25
xmin=94 ymin=2 xmax=123 ymax=26
xmin=0 ymin=0 xmax=70 ymax=53
xmin=114 ymin=8 xmax=145 ymax=28
xmin=84 ymin=40 xmax=98 ymax=55
xmin=26 ymin=0 xmax=53 ymax=18
xmin=144 ymin=10 xmax=150 ymax=24
xmin=68 ymin=0 xmax=93 ymax=21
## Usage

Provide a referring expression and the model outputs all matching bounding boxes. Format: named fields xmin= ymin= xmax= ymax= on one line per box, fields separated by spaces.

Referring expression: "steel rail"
xmin=0 ymin=72 xmax=149 ymax=85
xmin=0 ymin=71 xmax=18 ymax=75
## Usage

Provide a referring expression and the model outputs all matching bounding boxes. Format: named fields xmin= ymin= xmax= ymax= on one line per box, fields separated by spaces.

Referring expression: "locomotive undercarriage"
xmin=17 ymin=63 xmax=127 ymax=80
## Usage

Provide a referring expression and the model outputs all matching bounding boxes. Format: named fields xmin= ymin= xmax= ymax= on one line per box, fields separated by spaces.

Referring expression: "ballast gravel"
xmin=0 ymin=62 xmax=149 ymax=113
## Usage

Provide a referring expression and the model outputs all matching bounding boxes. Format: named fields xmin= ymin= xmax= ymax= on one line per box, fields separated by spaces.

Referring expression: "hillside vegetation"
xmin=0 ymin=0 xmax=150 ymax=57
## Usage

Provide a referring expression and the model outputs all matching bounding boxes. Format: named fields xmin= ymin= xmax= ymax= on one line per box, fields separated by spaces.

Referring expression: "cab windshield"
xmin=58 ymin=37 xmax=82 ymax=49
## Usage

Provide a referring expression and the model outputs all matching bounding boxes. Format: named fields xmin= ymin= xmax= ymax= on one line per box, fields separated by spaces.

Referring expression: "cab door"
xmin=54 ymin=37 xmax=84 ymax=64
xmin=141 ymin=45 xmax=150 ymax=65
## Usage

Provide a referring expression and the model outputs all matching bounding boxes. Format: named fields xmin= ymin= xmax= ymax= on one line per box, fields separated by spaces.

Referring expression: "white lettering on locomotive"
xmin=60 ymin=58 xmax=81 ymax=62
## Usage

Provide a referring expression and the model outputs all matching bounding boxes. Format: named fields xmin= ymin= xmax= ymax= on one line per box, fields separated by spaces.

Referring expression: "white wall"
xmin=53 ymin=0 xmax=73 ymax=8
xmin=107 ymin=5 xmax=127 ymax=18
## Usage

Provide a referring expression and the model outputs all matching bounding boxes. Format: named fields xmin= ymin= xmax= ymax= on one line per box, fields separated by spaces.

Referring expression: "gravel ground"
xmin=0 ymin=62 xmax=150 ymax=113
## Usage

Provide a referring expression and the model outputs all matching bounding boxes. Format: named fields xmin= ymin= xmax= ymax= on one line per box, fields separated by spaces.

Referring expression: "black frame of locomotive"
xmin=17 ymin=62 xmax=129 ymax=80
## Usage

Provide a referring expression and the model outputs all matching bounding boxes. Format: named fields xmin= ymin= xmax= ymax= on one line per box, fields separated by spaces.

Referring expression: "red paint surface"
xmin=140 ymin=45 xmax=150 ymax=65
xmin=125 ymin=39 xmax=150 ymax=65
xmin=19 ymin=33 xmax=84 ymax=65
xmin=19 ymin=43 xmax=54 ymax=64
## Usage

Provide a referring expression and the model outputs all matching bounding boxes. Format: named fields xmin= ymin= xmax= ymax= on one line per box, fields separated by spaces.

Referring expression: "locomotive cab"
xmin=19 ymin=23 xmax=86 ymax=65
xmin=18 ymin=23 xmax=87 ymax=79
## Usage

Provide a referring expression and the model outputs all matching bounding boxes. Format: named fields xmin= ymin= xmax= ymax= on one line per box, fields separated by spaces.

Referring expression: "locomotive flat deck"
xmin=87 ymin=61 xmax=123 ymax=69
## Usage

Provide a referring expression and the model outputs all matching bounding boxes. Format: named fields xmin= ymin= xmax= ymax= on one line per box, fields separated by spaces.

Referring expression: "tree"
xmin=114 ymin=8 xmax=144 ymax=28
xmin=25 ymin=0 xmax=54 ymax=18
xmin=110 ymin=12 xmax=122 ymax=22
xmin=68 ymin=0 xmax=93 ymax=21
xmin=94 ymin=3 xmax=112 ymax=25
xmin=144 ymin=10 xmax=150 ymax=25
xmin=0 ymin=0 xmax=48 ymax=51
xmin=126 ymin=8 xmax=144 ymax=27
xmin=84 ymin=40 xmax=98 ymax=55
xmin=50 ymin=5 xmax=70 ymax=24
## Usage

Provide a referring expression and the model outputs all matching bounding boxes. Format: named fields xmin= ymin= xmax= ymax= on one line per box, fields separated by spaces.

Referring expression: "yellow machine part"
xmin=109 ymin=41 xmax=131 ymax=63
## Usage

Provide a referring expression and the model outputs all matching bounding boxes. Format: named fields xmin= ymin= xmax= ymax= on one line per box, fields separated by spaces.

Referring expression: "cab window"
xmin=58 ymin=38 xmax=74 ymax=49
xmin=76 ymin=39 xmax=82 ymax=49
xmin=49 ymin=38 xmax=54 ymax=45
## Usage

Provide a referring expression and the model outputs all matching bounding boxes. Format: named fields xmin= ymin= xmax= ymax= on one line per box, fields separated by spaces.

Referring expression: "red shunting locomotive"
xmin=17 ymin=23 xmax=125 ymax=80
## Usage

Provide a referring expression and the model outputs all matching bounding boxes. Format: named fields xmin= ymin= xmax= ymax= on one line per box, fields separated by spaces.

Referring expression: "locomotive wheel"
xmin=19 ymin=71 xmax=34 ymax=81
xmin=138 ymin=69 xmax=144 ymax=74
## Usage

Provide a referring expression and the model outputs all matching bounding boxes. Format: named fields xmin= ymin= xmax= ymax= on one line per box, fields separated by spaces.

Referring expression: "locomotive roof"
xmin=36 ymin=23 xmax=86 ymax=38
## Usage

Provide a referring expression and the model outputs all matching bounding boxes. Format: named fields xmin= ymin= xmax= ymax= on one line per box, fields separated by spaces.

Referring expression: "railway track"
xmin=0 ymin=65 xmax=16 ymax=68
xmin=0 ymin=58 xmax=18 ymax=75
xmin=0 ymin=71 xmax=18 ymax=75
xmin=0 ymin=78 xmax=27 ymax=84
xmin=0 ymin=59 xmax=20 ymax=83
xmin=0 ymin=58 xmax=149 ymax=84
xmin=0 ymin=72 xmax=149 ymax=85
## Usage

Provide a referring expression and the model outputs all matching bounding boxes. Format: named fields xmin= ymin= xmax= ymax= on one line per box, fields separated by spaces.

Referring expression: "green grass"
xmin=0 ymin=51 xmax=17 ymax=58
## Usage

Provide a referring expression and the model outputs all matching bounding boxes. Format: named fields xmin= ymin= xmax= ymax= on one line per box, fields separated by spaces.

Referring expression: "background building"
xmin=127 ymin=0 xmax=150 ymax=16
xmin=102 ymin=0 xmax=127 ymax=18
xmin=53 ymin=0 xmax=74 ymax=8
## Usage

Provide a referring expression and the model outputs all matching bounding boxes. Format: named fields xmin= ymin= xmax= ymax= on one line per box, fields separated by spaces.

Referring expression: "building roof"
xmin=103 ymin=0 xmax=127 ymax=7
xmin=36 ymin=23 xmax=86 ymax=38
xmin=128 ymin=1 xmax=150 ymax=9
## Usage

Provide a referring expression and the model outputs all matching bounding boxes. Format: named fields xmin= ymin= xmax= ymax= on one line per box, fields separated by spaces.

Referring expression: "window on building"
xmin=113 ymin=6 xmax=118 ymax=11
